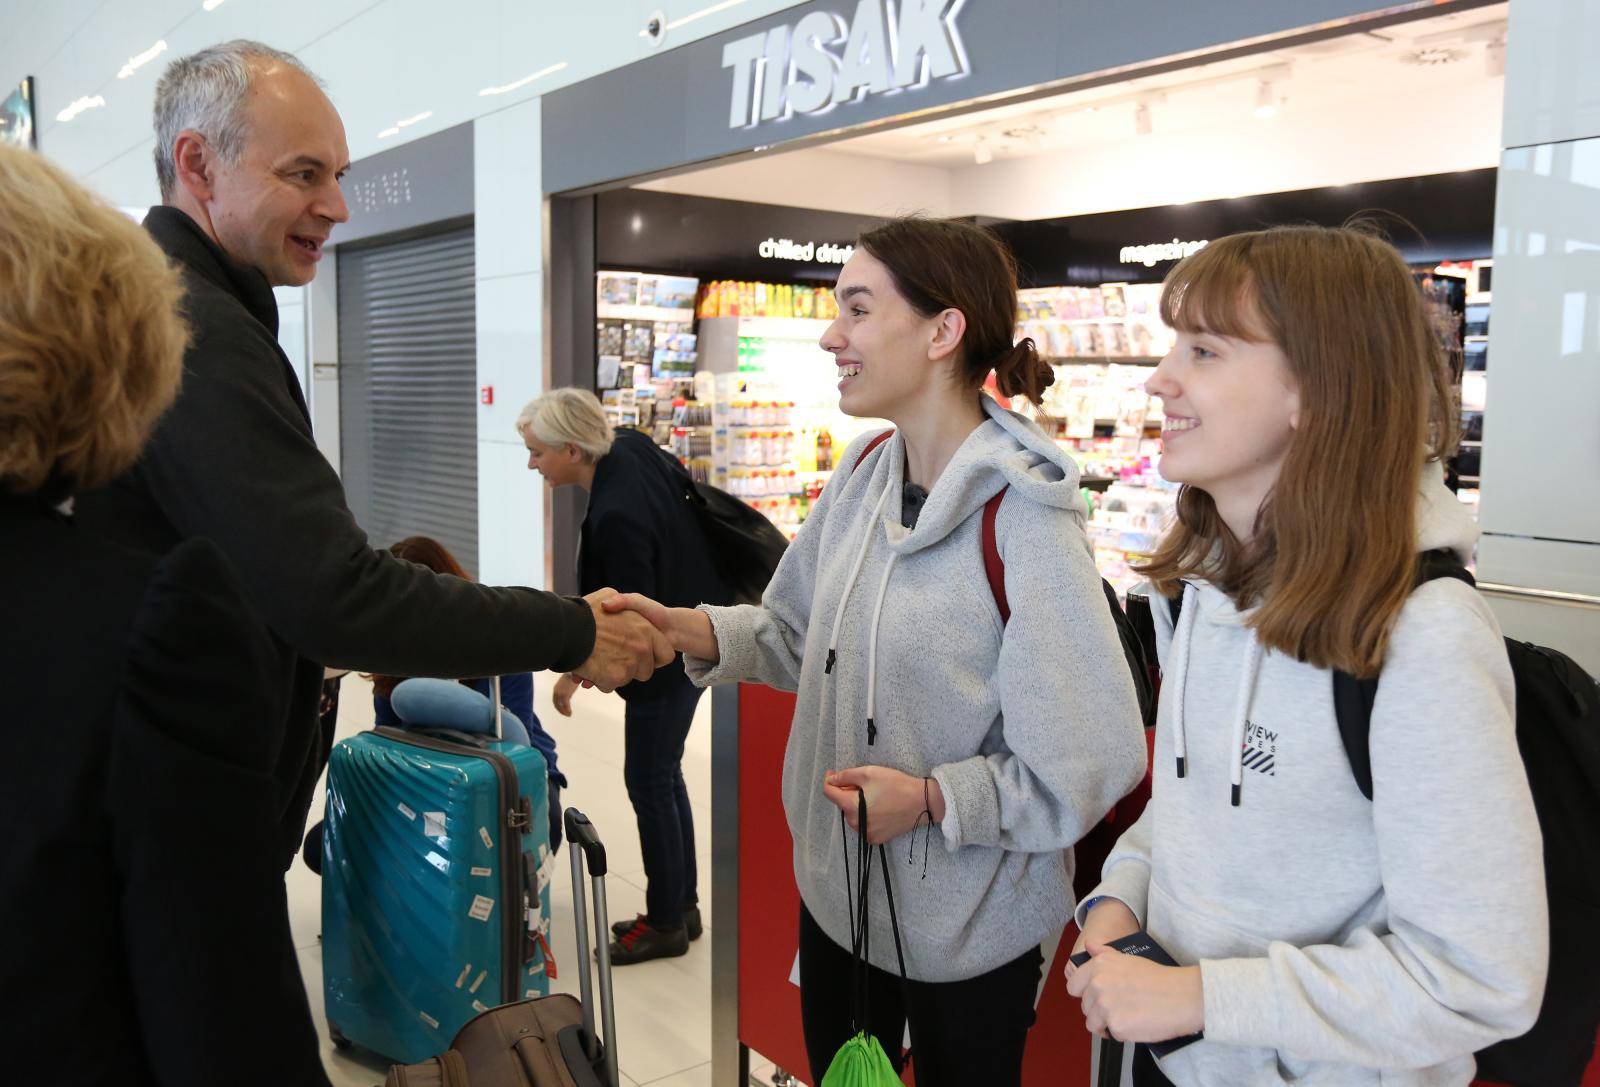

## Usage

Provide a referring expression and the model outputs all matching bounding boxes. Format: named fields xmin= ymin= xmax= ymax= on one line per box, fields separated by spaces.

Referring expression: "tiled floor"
xmin=290 ymin=675 xmax=792 ymax=1087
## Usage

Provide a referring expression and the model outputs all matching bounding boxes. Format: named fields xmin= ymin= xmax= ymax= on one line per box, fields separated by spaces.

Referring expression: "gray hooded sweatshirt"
xmin=1079 ymin=467 xmax=1548 ymax=1085
xmin=685 ymin=396 xmax=1147 ymax=982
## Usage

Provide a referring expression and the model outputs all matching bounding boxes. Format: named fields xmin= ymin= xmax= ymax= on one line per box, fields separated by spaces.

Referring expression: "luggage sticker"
xmin=472 ymin=1000 xmax=488 ymax=1014
xmin=419 ymin=1011 xmax=439 ymax=1030
xmin=455 ymin=964 xmax=473 ymax=989
xmin=470 ymin=866 xmax=493 ymax=878
xmin=469 ymin=970 xmax=488 ymax=994
xmin=397 ymin=803 xmax=416 ymax=821
xmin=469 ymin=895 xmax=495 ymax=922
xmin=478 ymin=826 xmax=494 ymax=849
xmin=423 ymin=811 xmax=447 ymax=839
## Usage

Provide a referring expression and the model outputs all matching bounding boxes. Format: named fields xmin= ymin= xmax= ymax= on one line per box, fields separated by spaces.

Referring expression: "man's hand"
xmin=553 ymin=673 xmax=579 ymax=717
xmin=1065 ymin=898 xmax=1140 ymax=984
xmin=821 ymin=766 xmax=944 ymax=845
xmin=572 ymin=588 xmax=675 ymax=692
xmin=601 ymin=593 xmax=720 ymax=663
xmin=1066 ymin=942 xmax=1204 ymax=1043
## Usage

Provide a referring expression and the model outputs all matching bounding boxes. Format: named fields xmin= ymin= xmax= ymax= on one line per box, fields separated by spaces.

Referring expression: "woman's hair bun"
xmin=992 ymin=337 xmax=1055 ymax=405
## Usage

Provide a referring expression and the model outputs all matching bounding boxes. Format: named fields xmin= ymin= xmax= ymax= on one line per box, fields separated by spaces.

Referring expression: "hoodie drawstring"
xmin=1170 ymin=583 xmax=1199 ymax=780
xmin=1168 ymin=583 xmax=1267 ymax=807
xmin=864 ymin=552 xmax=898 ymax=746
xmin=824 ymin=479 xmax=895 ymax=676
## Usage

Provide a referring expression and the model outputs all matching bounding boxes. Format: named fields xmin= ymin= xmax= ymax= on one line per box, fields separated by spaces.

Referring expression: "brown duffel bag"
xmin=384 ymin=994 xmax=601 ymax=1087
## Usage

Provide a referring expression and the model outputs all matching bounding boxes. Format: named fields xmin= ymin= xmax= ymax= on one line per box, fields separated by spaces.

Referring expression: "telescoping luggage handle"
xmin=491 ymin=675 xmax=503 ymax=740
xmin=565 ymin=808 xmax=619 ymax=1087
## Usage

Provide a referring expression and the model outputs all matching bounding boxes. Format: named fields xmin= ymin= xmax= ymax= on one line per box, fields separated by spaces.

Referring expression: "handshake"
xmin=569 ymin=589 xmax=721 ymax=693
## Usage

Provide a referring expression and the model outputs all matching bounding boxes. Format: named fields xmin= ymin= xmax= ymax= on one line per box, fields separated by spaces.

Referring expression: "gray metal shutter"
xmin=338 ymin=224 xmax=479 ymax=576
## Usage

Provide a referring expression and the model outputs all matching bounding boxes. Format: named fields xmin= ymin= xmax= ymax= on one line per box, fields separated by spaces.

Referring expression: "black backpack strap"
xmin=1332 ymin=550 xmax=1476 ymax=801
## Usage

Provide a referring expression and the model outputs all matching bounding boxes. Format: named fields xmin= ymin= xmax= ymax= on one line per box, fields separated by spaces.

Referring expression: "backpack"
xmin=1168 ymin=553 xmax=1600 ymax=1085
xmin=853 ymin=430 xmax=1156 ymax=728
xmin=653 ymin=442 xmax=789 ymax=606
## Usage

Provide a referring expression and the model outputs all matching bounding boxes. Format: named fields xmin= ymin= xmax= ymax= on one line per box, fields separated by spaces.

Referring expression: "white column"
xmin=1477 ymin=0 xmax=1600 ymax=672
xmin=474 ymin=98 xmax=546 ymax=589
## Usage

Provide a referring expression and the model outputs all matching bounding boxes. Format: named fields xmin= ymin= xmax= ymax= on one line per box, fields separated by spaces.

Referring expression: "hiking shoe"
xmin=613 ymin=905 xmax=702 ymax=942
xmin=606 ymin=917 xmax=689 ymax=965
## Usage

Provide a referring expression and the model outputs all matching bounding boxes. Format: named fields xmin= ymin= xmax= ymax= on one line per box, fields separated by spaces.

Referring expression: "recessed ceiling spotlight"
xmin=937 ymin=135 xmax=952 ymax=143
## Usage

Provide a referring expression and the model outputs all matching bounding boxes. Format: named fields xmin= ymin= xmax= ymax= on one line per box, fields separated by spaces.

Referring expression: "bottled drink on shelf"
xmin=815 ymin=428 xmax=834 ymax=473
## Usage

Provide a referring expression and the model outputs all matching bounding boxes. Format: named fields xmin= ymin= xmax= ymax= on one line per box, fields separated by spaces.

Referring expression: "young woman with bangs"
xmin=1064 ymin=225 xmax=1547 ymax=1086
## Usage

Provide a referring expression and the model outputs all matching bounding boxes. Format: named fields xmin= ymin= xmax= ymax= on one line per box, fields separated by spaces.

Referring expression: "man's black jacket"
xmin=77 ymin=207 xmax=596 ymax=865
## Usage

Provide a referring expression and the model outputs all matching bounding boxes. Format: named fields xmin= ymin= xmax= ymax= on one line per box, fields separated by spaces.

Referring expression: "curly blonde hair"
xmin=0 ymin=145 xmax=189 ymax=497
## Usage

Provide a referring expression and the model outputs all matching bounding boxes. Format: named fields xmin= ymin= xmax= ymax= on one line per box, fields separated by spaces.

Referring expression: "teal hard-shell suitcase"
xmin=322 ymin=717 xmax=555 ymax=1064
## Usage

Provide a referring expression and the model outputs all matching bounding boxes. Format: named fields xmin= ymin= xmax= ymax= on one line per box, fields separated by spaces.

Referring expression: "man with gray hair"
xmin=78 ymin=41 xmax=672 ymax=879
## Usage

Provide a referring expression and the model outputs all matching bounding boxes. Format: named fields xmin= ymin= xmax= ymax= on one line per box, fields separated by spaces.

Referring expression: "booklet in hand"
xmin=1069 ymin=931 xmax=1203 ymax=1058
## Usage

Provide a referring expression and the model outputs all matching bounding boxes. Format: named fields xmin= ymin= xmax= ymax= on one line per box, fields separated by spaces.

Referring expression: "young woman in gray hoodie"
xmin=606 ymin=217 xmax=1148 ymax=1084
xmin=1066 ymin=226 xmax=1547 ymax=1086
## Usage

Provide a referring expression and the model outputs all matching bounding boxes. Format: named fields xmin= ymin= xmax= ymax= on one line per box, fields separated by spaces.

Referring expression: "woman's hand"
xmin=1065 ymin=898 xmax=1141 ymax=984
xmin=553 ymin=673 xmax=579 ymax=717
xmin=1066 ymin=942 xmax=1204 ymax=1043
xmin=822 ymin=766 xmax=945 ymax=845
xmin=602 ymin=593 xmax=720 ymax=663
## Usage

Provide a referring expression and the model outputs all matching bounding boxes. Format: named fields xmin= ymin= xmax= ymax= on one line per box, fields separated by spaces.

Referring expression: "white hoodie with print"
xmin=1079 ymin=467 xmax=1548 ymax=1085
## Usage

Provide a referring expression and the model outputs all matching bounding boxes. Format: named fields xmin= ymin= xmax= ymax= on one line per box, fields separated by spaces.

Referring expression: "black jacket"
xmin=579 ymin=428 xmax=730 ymax=701
xmin=0 ymin=496 xmax=331 ymax=1086
xmin=76 ymin=207 xmax=596 ymax=865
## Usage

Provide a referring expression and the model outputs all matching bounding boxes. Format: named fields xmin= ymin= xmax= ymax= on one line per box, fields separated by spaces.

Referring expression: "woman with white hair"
xmin=518 ymin=388 xmax=730 ymax=964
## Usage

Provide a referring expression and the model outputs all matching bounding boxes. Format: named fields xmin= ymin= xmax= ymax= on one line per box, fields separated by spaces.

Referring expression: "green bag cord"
xmin=821 ymin=790 xmax=909 ymax=1087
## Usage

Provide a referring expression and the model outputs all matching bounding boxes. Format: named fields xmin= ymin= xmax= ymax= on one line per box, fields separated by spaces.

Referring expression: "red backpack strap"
xmin=981 ymin=487 xmax=1010 ymax=625
xmin=852 ymin=429 xmax=894 ymax=471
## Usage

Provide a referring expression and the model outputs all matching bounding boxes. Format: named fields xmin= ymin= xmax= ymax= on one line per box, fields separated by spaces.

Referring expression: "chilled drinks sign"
xmin=722 ymin=0 xmax=969 ymax=129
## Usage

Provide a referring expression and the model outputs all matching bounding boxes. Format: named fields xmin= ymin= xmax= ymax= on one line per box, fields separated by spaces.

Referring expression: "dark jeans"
xmin=622 ymin=683 xmax=702 ymax=928
xmin=798 ymin=903 xmax=1044 ymax=1087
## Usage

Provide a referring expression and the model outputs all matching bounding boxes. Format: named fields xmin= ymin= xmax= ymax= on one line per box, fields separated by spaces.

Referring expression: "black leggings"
xmin=798 ymin=904 xmax=1043 ymax=1087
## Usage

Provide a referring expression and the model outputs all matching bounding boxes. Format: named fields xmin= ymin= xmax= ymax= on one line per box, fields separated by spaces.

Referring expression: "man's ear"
xmin=171 ymin=130 xmax=215 ymax=202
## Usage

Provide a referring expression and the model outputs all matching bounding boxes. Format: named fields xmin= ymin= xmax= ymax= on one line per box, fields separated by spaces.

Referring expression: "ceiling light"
xmin=480 ymin=61 xmax=569 ymax=97
xmin=118 ymin=40 xmax=168 ymax=79
xmin=1134 ymin=101 xmax=1152 ymax=137
xmin=937 ymin=135 xmax=952 ymax=143
xmin=376 ymin=110 xmax=433 ymax=139
xmin=56 ymin=95 xmax=106 ymax=123
xmin=1485 ymin=38 xmax=1506 ymax=77
xmin=1253 ymin=79 xmax=1278 ymax=119
xmin=202 ymin=0 xmax=226 ymax=9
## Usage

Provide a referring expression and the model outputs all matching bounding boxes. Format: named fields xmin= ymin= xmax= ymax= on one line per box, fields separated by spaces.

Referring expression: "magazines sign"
xmin=721 ymin=0 xmax=969 ymax=129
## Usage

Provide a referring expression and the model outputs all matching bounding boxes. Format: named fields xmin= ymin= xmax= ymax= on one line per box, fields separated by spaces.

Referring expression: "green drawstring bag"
xmin=820 ymin=791 xmax=909 ymax=1087
xmin=821 ymin=1031 xmax=899 ymax=1087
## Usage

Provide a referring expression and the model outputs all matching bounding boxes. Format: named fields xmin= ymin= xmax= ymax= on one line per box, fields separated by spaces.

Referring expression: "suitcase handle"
xmin=565 ymin=808 xmax=619 ymax=1087
xmin=564 ymin=809 xmax=609 ymax=877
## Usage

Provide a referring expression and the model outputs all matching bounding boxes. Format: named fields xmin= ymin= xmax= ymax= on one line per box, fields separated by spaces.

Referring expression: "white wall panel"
xmin=475 ymin=98 xmax=542 ymax=281
xmin=1501 ymin=0 xmax=1600 ymax=148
